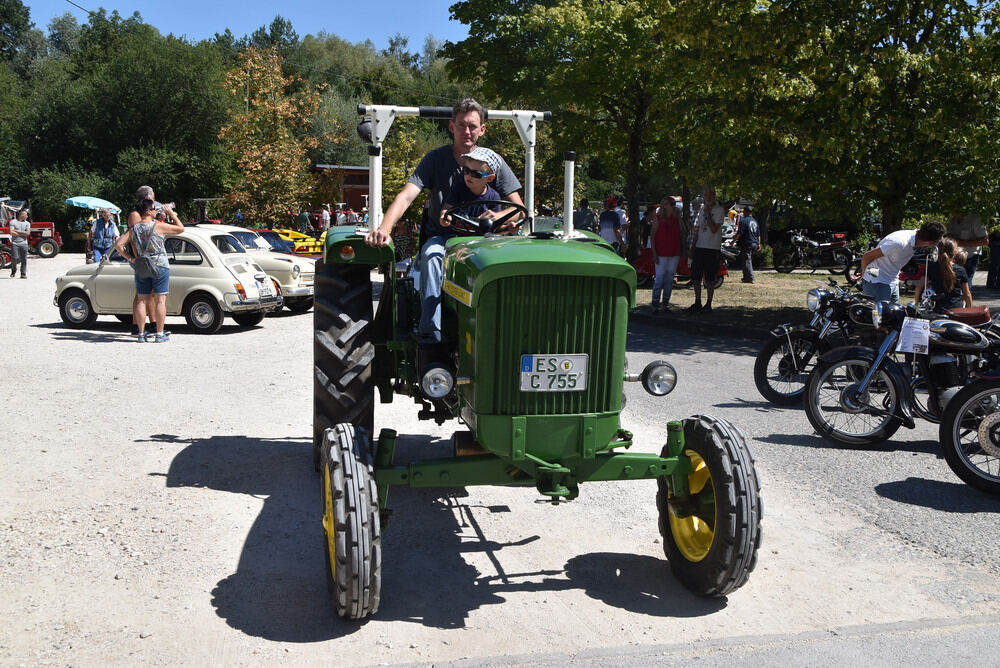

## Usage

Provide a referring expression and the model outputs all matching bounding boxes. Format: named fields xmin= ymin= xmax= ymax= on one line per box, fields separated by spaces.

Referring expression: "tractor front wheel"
xmin=321 ymin=424 xmax=381 ymax=619
xmin=313 ymin=261 xmax=375 ymax=471
xmin=657 ymin=415 xmax=762 ymax=597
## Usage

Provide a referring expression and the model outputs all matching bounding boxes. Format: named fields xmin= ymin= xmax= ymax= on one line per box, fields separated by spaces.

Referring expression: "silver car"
xmin=54 ymin=226 xmax=282 ymax=334
xmin=203 ymin=224 xmax=315 ymax=313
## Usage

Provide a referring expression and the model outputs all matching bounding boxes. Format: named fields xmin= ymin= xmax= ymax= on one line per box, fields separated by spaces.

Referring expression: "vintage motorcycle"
xmin=938 ymin=378 xmax=1000 ymax=495
xmin=804 ymin=297 xmax=1000 ymax=446
xmin=754 ymin=278 xmax=878 ymax=405
xmin=775 ymin=229 xmax=854 ymax=274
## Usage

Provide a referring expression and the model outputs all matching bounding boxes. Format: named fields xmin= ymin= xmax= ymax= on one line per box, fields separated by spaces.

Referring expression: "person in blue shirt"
xmin=732 ymin=205 xmax=760 ymax=283
xmin=441 ymin=146 xmax=503 ymax=225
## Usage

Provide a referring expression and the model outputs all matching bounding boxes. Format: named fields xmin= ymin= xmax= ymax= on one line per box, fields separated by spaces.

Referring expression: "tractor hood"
xmin=443 ymin=233 xmax=636 ymax=308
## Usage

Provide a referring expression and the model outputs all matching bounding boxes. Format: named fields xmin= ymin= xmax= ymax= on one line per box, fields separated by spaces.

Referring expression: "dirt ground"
xmin=2 ymin=253 xmax=1000 ymax=667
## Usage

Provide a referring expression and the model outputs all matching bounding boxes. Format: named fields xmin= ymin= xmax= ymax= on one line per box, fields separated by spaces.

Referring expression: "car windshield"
xmin=212 ymin=234 xmax=246 ymax=254
xmin=258 ymin=231 xmax=290 ymax=252
xmin=235 ymin=231 xmax=271 ymax=251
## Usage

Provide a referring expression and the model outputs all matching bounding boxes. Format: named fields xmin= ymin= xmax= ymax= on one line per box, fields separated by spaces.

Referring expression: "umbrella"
xmin=65 ymin=196 xmax=121 ymax=214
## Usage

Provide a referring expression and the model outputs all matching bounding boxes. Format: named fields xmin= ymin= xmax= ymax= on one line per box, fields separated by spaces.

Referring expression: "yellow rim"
xmin=668 ymin=450 xmax=717 ymax=562
xmin=322 ymin=465 xmax=336 ymax=581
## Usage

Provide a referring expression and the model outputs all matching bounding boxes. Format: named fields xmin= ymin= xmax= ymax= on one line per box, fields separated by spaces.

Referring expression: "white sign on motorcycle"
xmin=896 ymin=317 xmax=930 ymax=354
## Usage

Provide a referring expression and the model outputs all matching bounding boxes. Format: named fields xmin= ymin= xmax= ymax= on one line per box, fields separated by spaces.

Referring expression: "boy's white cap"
xmin=460 ymin=146 xmax=501 ymax=175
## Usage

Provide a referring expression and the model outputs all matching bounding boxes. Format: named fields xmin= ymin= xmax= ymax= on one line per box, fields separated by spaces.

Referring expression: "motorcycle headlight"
xmin=806 ymin=288 xmax=831 ymax=312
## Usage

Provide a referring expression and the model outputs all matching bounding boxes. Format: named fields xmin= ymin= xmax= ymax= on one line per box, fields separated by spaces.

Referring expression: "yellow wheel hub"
xmin=322 ymin=465 xmax=336 ymax=580
xmin=668 ymin=450 xmax=717 ymax=562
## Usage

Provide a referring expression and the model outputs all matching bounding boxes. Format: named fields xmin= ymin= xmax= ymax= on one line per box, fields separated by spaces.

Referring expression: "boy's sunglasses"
xmin=463 ymin=166 xmax=492 ymax=178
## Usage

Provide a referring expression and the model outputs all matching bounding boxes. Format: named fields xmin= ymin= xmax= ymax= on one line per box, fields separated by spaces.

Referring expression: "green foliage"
xmin=28 ymin=163 xmax=113 ymax=223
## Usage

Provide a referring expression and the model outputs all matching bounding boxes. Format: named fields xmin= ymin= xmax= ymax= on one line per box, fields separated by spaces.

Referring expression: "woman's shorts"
xmin=134 ymin=266 xmax=170 ymax=296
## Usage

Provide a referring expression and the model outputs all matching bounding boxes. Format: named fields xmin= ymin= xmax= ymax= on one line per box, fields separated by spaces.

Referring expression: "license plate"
xmin=257 ymin=281 xmax=272 ymax=296
xmin=520 ymin=354 xmax=588 ymax=392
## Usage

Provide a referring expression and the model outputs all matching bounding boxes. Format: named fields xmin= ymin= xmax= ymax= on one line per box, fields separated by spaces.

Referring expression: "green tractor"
xmin=314 ymin=104 xmax=762 ymax=619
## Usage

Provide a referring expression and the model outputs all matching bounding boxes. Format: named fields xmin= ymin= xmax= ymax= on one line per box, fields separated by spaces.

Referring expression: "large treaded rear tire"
xmin=314 ymin=260 xmax=375 ymax=471
xmin=321 ymin=424 xmax=381 ymax=619
xmin=657 ymin=415 xmax=762 ymax=597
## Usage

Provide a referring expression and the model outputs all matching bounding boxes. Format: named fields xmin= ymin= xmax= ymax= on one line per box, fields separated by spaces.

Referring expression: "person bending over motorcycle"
xmin=860 ymin=221 xmax=945 ymax=303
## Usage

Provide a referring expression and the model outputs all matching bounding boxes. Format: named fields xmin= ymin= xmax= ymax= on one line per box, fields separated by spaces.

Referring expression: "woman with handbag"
xmin=113 ymin=198 xmax=184 ymax=342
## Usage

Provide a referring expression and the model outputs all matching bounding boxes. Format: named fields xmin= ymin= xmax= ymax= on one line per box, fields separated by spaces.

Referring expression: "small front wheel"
xmin=804 ymin=356 xmax=902 ymax=446
xmin=321 ymin=424 xmax=382 ymax=619
xmin=939 ymin=380 xmax=1000 ymax=494
xmin=657 ymin=415 xmax=762 ymax=597
xmin=36 ymin=238 xmax=60 ymax=258
xmin=59 ymin=290 xmax=98 ymax=328
xmin=753 ymin=329 xmax=822 ymax=405
xmin=775 ymin=252 xmax=798 ymax=273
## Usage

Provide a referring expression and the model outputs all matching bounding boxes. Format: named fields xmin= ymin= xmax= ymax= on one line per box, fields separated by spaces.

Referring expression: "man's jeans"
xmin=10 ymin=243 xmax=27 ymax=277
xmin=738 ymin=246 xmax=754 ymax=281
xmin=417 ymin=235 xmax=453 ymax=340
xmin=861 ymin=279 xmax=899 ymax=304
xmin=93 ymin=246 xmax=112 ymax=263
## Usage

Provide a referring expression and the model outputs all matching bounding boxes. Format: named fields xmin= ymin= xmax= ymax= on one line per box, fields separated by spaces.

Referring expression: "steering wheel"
xmin=443 ymin=200 xmax=530 ymax=237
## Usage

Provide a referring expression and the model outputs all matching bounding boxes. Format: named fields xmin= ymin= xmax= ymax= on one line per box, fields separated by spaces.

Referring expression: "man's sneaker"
xmin=131 ymin=325 xmax=140 ymax=336
xmin=687 ymin=303 xmax=702 ymax=312
xmin=154 ymin=333 xmax=169 ymax=343
xmin=137 ymin=333 xmax=147 ymax=343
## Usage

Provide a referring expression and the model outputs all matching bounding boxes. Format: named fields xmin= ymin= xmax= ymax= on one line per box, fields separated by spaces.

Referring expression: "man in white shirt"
xmin=321 ymin=205 xmax=331 ymax=230
xmin=860 ymin=221 xmax=945 ymax=303
xmin=687 ymin=187 xmax=725 ymax=313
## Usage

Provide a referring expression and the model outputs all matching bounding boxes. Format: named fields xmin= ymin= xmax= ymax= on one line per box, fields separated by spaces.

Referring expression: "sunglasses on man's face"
xmin=463 ymin=166 xmax=492 ymax=179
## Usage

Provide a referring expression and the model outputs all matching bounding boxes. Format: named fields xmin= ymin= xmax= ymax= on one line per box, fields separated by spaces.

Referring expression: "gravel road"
xmin=2 ymin=253 xmax=999 ymax=666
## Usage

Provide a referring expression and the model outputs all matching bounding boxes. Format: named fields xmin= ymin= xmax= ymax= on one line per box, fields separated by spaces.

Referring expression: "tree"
xmin=677 ymin=0 xmax=1000 ymax=231
xmin=219 ymin=45 xmax=326 ymax=224
xmin=0 ymin=0 xmax=30 ymax=61
xmin=442 ymin=0 xmax=686 ymax=256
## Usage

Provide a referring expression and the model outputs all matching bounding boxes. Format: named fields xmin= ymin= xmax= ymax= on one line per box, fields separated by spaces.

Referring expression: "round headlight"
xmin=420 ymin=365 xmax=455 ymax=399
xmin=806 ymin=288 xmax=831 ymax=312
xmin=641 ymin=361 xmax=677 ymax=396
xmin=291 ymin=264 xmax=301 ymax=280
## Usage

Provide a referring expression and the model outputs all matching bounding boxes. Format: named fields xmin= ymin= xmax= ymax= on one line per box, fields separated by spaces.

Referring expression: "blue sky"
xmin=23 ymin=0 xmax=470 ymax=51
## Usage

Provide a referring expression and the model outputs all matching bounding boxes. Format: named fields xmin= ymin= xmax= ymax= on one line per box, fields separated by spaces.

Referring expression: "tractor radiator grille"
xmin=485 ymin=274 xmax=625 ymax=415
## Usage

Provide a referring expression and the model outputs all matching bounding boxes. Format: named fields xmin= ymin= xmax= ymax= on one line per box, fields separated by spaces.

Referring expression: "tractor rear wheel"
xmin=313 ymin=260 xmax=375 ymax=471
xmin=321 ymin=424 xmax=381 ymax=619
xmin=657 ymin=415 xmax=762 ymax=597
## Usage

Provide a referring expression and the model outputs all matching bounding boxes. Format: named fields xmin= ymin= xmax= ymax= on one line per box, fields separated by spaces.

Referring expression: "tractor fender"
xmin=324 ymin=227 xmax=395 ymax=266
xmin=817 ymin=344 xmax=916 ymax=428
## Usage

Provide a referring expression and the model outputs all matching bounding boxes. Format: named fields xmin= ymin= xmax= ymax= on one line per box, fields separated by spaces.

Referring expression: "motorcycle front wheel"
xmin=938 ymin=380 xmax=1000 ymax=495
xmin=775 ymin=251 xmax=798 ymax=274
xmin=805 ymin=357 xmax=903 ymax=446
xmin=754 ymin=329 xmax=823 ymax=405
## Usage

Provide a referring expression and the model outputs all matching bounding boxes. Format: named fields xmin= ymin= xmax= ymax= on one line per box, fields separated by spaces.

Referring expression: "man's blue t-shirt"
xmin=445 ymin=180 xmax=501 ymax=222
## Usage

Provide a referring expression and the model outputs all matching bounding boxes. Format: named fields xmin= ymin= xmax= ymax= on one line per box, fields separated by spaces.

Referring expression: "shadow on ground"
xmin=156 ymin=432 xmax=727 ymax=642
xmin=875 ymin=477 xmax=1000 ymax=512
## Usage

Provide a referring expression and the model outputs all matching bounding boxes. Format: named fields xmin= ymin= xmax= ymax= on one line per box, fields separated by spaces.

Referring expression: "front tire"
xmin=183 ymin=293 xmax=223 ymax=334
xmin=321 ymin=424 xmax=381 ymax=619
xmin=754 ymin=329 xmax=823 ymax=405
xmin=775 ymin=252 xmax=797 ymax=273
xmin=0 ymin=248 xmax=10 ymax=269
xmin=286 ymin=297 xmax=314 ymax=313
xmin=805 ymin=356 xmax=903 ymax=446
xmin=828 ymin=248 xmax=851 ymax=274
xmin=36 ymin=238 xmax=59 ymax=258
xmin=657 ymin=415 xmax=762 ymax=597
xmin=939 ymin=380 xmax=1000 ymax=494
xmin=314 ymin=261 xmax=375 ymax=470
xmin=59 ymin=290 xmax=98 ymax=328
xmin=232 ymin=312 xmax=265 ymax=327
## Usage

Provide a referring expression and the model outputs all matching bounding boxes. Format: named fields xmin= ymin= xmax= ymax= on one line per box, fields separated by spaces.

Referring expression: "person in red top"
xmin=650 ymin=196 xmax=682 ymax=310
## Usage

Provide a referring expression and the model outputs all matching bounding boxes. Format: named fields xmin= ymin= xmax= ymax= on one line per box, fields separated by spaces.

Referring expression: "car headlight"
xmin=806 ymin=288 xmax=831 ymax=312
xmin=291 ymin=264 xmax=300 ymax=280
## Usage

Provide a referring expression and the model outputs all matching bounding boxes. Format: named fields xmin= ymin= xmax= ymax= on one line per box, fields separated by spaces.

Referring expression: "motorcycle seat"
xmin=945 ymin=306 xmax=991 ymax=326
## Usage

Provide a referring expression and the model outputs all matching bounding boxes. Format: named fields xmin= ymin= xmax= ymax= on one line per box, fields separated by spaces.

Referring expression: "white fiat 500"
xmin=200 ymin=223 xmax=316 ymax=313
xmin=54 ymin=226 xmax=282 ymax=333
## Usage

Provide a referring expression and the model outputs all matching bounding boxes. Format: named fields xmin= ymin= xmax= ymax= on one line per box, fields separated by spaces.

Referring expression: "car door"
xmin=90 ymin=250 xmax=140 ymax=312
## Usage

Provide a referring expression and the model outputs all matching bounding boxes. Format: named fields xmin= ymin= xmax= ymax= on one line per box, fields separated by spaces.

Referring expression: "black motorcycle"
xmin=754 ymin=278 xmax=877 ymax=404
xmin=804 ymin=299 xmax=1000 ymax=446
xmin=938 ymin=378 xmax=1000 ymax=495
xmin=775 ymin=229 xmax=854 ymax=274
